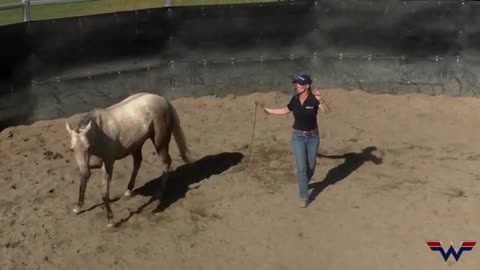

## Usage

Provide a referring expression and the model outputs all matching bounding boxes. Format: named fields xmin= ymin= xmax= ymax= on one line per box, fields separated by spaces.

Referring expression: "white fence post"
xmin=23 ymin=0 xmax=31 ymax=22
xmin=165 ymin=0 xmax=171 ymax=7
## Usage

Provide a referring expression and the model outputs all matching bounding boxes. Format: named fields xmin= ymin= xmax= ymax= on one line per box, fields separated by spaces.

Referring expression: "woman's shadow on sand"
xmin=308 ymin=146 xmax=383 ymax=203
xmin=114 ymin=151 xmax=244 ymax=226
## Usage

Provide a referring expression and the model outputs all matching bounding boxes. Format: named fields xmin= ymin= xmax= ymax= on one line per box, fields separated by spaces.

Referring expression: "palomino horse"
xmin=65 ymin=93 xmax=191 ymax=227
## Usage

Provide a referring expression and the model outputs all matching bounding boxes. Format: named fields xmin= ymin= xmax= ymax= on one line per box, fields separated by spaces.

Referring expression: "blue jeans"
xmin=292 ymin=133 xmax=319 ymax=201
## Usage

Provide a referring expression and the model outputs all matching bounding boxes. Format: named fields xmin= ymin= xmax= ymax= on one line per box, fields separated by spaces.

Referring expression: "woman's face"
xmin=295 ymin=83 xmax=309 ymax=94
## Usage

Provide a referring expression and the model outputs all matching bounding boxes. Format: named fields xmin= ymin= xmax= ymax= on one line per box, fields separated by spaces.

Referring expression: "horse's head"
xmin=66 ymin=120 xmax=93 ymax=179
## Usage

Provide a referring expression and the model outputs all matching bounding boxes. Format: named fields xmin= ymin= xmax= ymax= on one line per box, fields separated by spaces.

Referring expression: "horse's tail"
xmin=169 ymin=101 xmax=192 ymax=163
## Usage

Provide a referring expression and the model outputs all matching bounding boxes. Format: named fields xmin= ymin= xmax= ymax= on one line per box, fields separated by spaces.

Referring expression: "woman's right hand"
xmin=256 ymin=101 xmax=290 ymax=115
xmin=255 ymin=101 xmax=264 ymax=107
xmin=255 ymin=101 xmax=268 ymax=114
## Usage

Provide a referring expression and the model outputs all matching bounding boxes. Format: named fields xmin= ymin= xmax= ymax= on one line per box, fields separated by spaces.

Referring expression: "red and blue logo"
xmin=427 ymin=241 xmax=476 ymax=262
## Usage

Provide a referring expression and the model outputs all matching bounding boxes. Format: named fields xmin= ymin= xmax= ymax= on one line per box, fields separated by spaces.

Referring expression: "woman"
xmin=262 ymin=74 xmax=331 ymax=208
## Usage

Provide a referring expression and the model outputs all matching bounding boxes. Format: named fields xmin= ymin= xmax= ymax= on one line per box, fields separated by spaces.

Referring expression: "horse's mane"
xmin=75 ymin=111 xmax=96 ymax=132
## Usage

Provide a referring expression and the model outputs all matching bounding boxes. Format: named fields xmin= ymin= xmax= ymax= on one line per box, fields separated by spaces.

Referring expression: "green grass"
xmin=0 ymin=0 xmax=279 ymax=26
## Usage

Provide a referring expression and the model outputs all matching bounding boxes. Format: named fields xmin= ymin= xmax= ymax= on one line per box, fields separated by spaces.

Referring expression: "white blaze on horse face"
xmin=69 ymin=132 xmax=90 ymax=151
xmin=66 ymin=121 xmax=91 ymax=177
xmin=66 ymin=121 xmax=92 ymax=150
xmin=72 ymin=132 xmax=91 ymax=178
xmin=67 ymin=129 xmax=90 ymax=151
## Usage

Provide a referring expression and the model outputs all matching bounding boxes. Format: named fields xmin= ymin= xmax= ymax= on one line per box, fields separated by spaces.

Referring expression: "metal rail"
xmin=0 ymin=0 xmax=108 ymax=22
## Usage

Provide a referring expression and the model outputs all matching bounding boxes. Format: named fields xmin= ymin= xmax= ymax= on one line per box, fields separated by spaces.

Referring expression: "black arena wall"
xmin=1 ymin=0 xmax=479 ymax=130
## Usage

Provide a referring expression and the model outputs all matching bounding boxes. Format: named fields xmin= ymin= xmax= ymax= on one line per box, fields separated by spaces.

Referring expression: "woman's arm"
xmin=264 ymin=107 xmax=291 ymax=115
xmin=314 ymin=90 xmax=331 ymax=114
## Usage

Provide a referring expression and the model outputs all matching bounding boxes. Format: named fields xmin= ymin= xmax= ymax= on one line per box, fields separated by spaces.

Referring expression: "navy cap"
xmin=292 ymin=74 xmax=312 ymax=85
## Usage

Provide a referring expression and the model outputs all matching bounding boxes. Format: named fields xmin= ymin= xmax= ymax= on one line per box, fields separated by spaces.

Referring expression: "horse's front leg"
xmin=73 ymin=156 xmax=103 ymax=214
xmin=101 ymin=161 xmax=114 ymax=227
xmin=73 ymin=172 xmax=90 ymax=214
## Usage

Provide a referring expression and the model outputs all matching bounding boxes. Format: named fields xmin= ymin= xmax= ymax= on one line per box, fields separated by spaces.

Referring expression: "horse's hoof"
xmin=72 ymin=207 xmax=81 ymax=214
xmin=124 ymin=190 xmax=132 ymax=197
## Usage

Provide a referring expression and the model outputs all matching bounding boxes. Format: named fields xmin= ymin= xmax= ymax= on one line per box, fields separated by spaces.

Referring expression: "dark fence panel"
xmin=1 ymin=0 xmax=479 ymax=130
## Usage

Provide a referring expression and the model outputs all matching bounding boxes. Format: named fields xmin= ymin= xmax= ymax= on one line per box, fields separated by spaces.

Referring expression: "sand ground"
xmin=1 ymin=88 xmax=480 ymax=270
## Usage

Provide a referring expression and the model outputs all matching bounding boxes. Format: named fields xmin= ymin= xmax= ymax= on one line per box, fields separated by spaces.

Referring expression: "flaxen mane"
xmin=75 ymin=112 xmax=95 ymax=132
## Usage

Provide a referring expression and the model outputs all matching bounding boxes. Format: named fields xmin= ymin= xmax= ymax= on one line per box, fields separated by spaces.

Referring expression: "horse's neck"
xmin=88 ymin=110 xmax=113 ymax=150
xmin=90 ymin=109 xmax=110 ymax=129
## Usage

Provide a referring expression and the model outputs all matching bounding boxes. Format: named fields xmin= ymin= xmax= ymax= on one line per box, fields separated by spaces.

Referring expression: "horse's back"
xmin=109 ymin=92 xmax=167 ymax=110
xmin=108 ymin=92 xmax=166 ymax=110
xmin=104 ymin=93 xmax=170 ymax=128
xmin=95 ymin=93 xmax=168 ymax=148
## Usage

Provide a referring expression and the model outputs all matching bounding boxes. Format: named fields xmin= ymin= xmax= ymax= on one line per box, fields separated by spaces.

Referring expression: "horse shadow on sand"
xmin=114 ymin=151 xmax=244 ymax=226
xmin=308 ymin=146 xmax=383 ymax=204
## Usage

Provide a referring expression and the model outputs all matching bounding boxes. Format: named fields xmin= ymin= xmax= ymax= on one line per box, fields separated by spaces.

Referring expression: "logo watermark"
xmin=427 ymin=241 xmax=476 ymax=262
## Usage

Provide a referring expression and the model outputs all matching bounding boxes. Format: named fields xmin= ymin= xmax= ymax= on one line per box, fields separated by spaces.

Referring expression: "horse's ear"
xmin=66 ymin=122 xmax=73 ymax=135
xmin=80 ymin=121 xmax=92 ymax=134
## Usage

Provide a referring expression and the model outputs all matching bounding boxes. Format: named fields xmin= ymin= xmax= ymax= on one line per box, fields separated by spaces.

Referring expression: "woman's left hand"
xmin=314 ymin=89 xmax=324 ymax=102
xmin=314 ymin=88 xmax=331 ymax=113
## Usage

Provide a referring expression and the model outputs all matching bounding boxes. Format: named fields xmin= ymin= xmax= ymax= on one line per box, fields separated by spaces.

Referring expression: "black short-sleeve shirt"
xmin=287 ymin=93 xmax=320 ymax=131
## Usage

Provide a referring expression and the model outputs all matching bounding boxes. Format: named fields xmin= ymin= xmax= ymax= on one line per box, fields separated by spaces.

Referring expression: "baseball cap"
xmin=292 ymin=74 xmax=312 ymax=85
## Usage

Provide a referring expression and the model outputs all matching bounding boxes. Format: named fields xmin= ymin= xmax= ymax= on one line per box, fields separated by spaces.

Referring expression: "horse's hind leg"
xmin=125 ymin=149 xmax=142 ymax=197
xmin=151 ymin=125 xmax=172 ymax=202
xmin=156 ymin=145 xmax=172 ymax=202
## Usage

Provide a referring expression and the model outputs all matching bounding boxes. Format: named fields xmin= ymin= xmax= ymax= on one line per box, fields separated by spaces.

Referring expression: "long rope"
xmin=223 ymin=101 xmax=259 ymax=174
xmin=244 ymin=102 xmax=259 ymax=169
xmin=141 ymin=102 xmax=259 ymax=175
